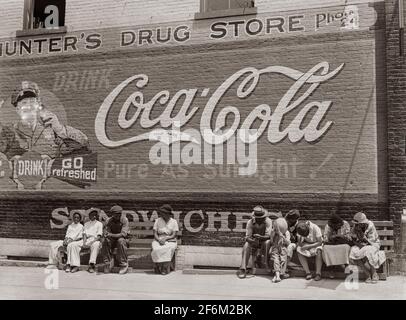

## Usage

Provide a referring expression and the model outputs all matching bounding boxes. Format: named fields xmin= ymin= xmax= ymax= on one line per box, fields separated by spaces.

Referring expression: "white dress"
xmin=151 ymin=217 xmax=179 ymax=263
xmin=296 ymin=221 xmax=323 ymax=257
xmin=349 ymin=221 xmax=386 ymax=269
xmin=48 ymin=222 xmax=83 ymax=265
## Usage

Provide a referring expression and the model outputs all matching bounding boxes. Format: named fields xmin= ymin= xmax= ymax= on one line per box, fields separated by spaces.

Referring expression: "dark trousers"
xmin=102 ymin=237 xmax=128 ymax=267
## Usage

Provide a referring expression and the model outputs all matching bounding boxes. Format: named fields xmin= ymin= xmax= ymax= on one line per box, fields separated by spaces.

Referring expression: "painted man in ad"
xmin=0 ymin=81 xmax=89 ymax=160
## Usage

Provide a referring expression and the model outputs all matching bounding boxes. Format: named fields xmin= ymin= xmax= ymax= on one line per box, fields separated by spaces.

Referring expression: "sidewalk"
xmin=0 ymin=266 xmax=405 ymax=300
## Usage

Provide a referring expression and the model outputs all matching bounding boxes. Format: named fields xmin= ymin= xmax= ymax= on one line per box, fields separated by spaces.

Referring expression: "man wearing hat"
xmin=0 ymin=81 xmax=89 ymax=159
xmin=101 ymin=205 xmax=130 ymax=274
xmin=238 ymin=205 xmax=272 ymax=278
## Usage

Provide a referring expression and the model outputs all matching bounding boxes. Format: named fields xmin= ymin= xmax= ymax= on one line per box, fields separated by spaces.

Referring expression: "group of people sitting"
xmin=47 ymin=203 xmax=386 ymax=282
xmin=238 ymin=206 xmax=387 ymax=284
xmin=47 ymin=204 xmax=179 ymax=275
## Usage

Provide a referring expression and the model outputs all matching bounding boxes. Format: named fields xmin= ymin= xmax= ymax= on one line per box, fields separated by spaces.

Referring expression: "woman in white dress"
xmin=349 ymin=212 xmax=386 ymax=284
xmin=47 ymin=212 xmax=83 ymax=269
xmin=151 ymin=204 xmax=179 ymax=275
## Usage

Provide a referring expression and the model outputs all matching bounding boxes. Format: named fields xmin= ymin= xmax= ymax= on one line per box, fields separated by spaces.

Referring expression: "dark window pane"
xmin=204 ymin=0 xmax=255 ymax=12
xmin=205 ymin=0 xmax=229 ymax=11
xmin=230 ymin=0 xmax=255 ymax=9
xmin=33 ymin=0 xmax=65 ymax=28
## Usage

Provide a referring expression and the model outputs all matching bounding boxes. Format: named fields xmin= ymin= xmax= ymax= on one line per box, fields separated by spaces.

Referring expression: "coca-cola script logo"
xmin=95 ymin=62 xmax=345 ymax=172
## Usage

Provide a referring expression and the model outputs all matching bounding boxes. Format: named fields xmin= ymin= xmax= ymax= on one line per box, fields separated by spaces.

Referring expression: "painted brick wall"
xmin=0 ymin=192 xmax=389 ymax=246
xmin=0 ymin=30 xmax=386 ymax=194
xmin=0 ymin=0 xmax=383 ymax=38
xmin=385 ymin=0 xmax=406 ymax=253
xmin=0 ymin=1 xmax=397 ymax=255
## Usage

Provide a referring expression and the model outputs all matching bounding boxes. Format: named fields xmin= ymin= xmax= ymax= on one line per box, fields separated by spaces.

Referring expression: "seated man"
xmin=47 ymin=212 xmax=83 ymax=269
xmin=102 ymin=205 xmax=129 ymax=275
xmin=66 ymin=209 xmax=103 ymax=273
xmin=238 ymin=206 xmax=272 ymax=278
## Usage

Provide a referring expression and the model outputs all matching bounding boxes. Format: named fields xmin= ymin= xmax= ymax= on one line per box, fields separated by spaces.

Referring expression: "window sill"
xmin=16 ymin=26 xmax=67 ymax=37
xmin=194 ymin=7 xmax=257 ymax=20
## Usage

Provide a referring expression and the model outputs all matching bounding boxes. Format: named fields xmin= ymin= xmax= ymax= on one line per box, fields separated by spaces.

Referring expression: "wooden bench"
xmin=62 ymin=220 xmax=182 ymax=272
xmin=126 ymin=220 xmax=183 ymax=271
xmin=311 ymin=220 xmax=394 ymax=279
xmin=252 ymin=220 xmax=394 ymax=280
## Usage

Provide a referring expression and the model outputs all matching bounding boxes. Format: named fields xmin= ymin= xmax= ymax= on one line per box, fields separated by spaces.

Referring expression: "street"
xmin=0 ymin=266 xmax=405 ymax=300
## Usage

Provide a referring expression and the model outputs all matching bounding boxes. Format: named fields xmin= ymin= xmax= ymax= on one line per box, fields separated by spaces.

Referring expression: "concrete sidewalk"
xmin=0 ymin=266 xmax=405 ymax=300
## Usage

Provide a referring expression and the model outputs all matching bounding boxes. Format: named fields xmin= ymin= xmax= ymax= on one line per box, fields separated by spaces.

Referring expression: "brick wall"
xmin=0 ymin=192 xmax=389 ymax=247
xmin=0 ymin=0 xmax=383 ymax=38
xmin=385 ymin=0 xmax=406 ymax=253
xmin=0 ymin=25 xmax=386 ymax=193
xmin=0 ymin=1 xmax=399 ymax=258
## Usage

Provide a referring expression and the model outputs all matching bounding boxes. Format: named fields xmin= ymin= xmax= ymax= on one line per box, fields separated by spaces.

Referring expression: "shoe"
xmin=372 ymin=273 xmax=379 ymax=283
xmin=70 ymin=266 xmax=79 ymax=273
xmin=365 ymin=276 xmax=373 ymax=284
xmin=119 ymin=265 xmax=128 ymax=275
xmin=272 ymin=276 xmax=281 ymax=283
xmin=314 ymin=274 xmax=322 ymax=281
xmin=103 ymin=263 xmax=111 ymax=274
xmin=65 ymin=265 xmax=71 ymax=273
xmin=237 ymin=269 xmax=247 ymax=279
xmin=305 ymin=273 xmax=313 ymax=280
xmin=88 ymin=264 xmax=95 ymax=273
xmin=281 ymin=273 xmax=290 ymax=279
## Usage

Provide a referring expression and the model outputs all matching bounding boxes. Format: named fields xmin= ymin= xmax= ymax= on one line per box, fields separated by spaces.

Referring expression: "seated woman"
xmin=322 ymin=213 xmax=351 ymax=274
xmin=47 ymin=212 xmax=83 ymax=269
xmin=151 ymin=204 xmax=179 ymax=275
xmin=349 ymin=212 xmax=386 ymax=284
xmin=296 ymin=220 xmax=323 ymax=281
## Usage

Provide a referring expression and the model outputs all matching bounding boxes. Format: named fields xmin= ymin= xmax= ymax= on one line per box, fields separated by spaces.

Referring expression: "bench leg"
xmin=170 ymin=254 xmax=176 ymax=271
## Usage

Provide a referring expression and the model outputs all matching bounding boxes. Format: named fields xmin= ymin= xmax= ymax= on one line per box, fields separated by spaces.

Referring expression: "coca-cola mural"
xmin=0 ymin=3 xmax=385 ymax=195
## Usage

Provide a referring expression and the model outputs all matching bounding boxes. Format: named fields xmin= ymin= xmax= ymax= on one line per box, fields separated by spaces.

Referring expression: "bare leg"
xmin=315 ymin=250 xmax=323 ymax=275
xmin=264 ymin=240 xmax=271 ymax=269
xmin=298 ymin=253 xmax=311 ymax=276
xmin=363 ymin=258 xmax=372 ymax=275
xmin=282 ymin=256 xmax=290 ymax=275
xmin=240 ymin=242 xmax=251 ymax=271
xmin=365 ymin=260 xmax=378 ymax=281
xmin=238 ymin=242 xmax=251 ymax=278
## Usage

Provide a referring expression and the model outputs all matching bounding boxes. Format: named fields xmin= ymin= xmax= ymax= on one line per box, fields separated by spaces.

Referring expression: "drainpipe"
xmin=400 ymin=0 xmax=404 ymax=55
xmin=402 ymin=209 xmax=406 ymax=253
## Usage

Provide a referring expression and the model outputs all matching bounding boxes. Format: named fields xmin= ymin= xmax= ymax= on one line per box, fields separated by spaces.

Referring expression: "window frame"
xmin=17 ymin=0 xmax=67 ymax=37
xmin=195 ymin=0 xmax=257 ymax=20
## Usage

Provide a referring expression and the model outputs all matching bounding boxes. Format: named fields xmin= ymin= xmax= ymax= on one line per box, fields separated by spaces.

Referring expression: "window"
xmin=18 ymin=0 xmax=66 ymax=36
xmin=196 ymin=0 xmax=257 ymax=20
xmin=202 ymin=0 xmax=255 ymax=12
xmin=23 ymin=0 xmax=66 ymax=30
